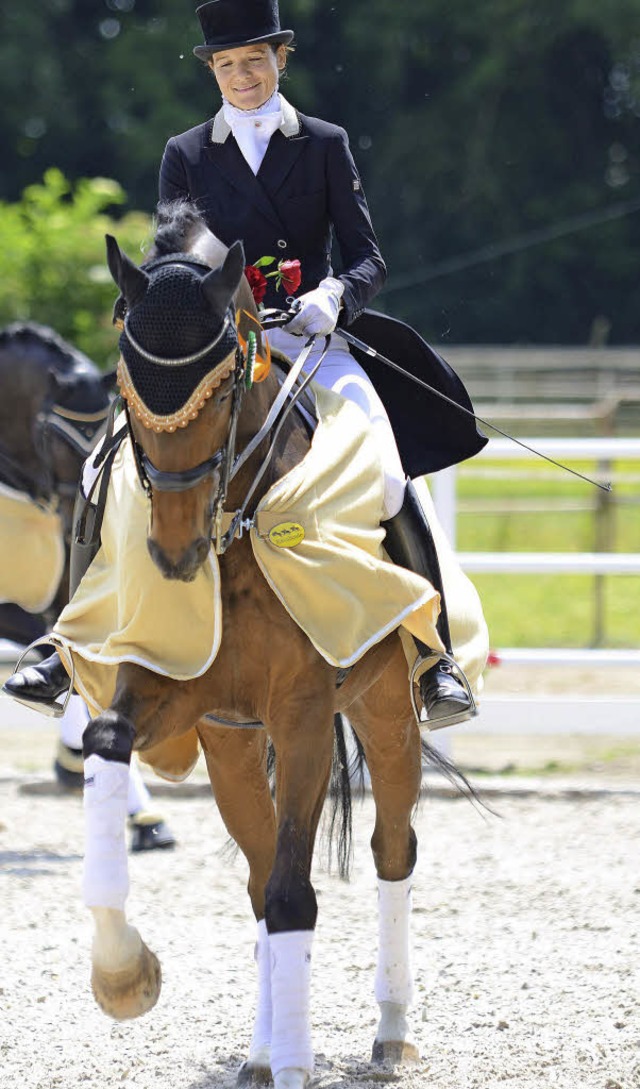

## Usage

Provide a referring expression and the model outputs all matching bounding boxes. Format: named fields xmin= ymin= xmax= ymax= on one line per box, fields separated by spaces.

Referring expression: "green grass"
xmin=432 ymin=457 xmax=640 ymax=648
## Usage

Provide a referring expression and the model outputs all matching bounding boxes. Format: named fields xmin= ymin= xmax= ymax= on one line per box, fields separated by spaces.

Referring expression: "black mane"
xmin=0 ymin=321 xmax=100 ymax=377
xmin=147 ymin=199 xmax=207 ymax=262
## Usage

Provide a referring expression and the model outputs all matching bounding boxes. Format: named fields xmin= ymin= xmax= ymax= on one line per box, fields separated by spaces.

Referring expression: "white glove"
xmin=286 ymin=277 xmax=345 ymax=336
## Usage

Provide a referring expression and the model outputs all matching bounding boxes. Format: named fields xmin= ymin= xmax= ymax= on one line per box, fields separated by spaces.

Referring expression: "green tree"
xmin=1 ymin=1 xmax=639 ymax=344
xmin=0 ymin=169 xmax=150 ymax=366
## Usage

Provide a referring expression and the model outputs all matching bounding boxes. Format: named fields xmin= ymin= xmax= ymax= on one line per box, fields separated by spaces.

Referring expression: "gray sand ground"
xmin=1 ymin=664 xmax=639 ymax=1089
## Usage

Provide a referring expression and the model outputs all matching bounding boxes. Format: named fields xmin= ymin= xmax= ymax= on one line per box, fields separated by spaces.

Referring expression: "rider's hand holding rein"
xmin=286 ymin=278 xmax=345 ymax=337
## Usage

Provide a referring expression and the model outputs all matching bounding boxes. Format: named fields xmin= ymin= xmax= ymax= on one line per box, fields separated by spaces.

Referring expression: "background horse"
xmin=0 ymin=322 xmax=178 ymax=849
xmin=60 ymin=202 xmax=447 ymax=1089
xmin=0 ymin=322 xmax=114 ymax=643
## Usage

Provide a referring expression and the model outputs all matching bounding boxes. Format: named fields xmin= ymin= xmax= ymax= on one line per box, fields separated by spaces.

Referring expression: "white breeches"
xmin=268 ymin=329 xmax=406 ymax=518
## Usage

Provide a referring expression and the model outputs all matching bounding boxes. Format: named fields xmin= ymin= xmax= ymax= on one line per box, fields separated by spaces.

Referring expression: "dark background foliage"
xmin=1 ymin=0 xmax=639 ymax=345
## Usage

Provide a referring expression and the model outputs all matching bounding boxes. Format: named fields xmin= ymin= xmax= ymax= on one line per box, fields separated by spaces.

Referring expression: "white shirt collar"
xmin=211 ymin=94 xmax=300 ymax=145
xmin=222 ymin=89 xmax=283 ymax=127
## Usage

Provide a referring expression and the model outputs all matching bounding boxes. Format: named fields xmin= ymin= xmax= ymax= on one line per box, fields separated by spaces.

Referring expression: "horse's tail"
xmin=421 ymin=737 xmax=494 ymax=814
xmin=325 ymin=713 xmax=368 ymax=880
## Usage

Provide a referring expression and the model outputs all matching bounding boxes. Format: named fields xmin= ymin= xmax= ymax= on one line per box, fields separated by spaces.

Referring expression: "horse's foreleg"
xmin=346 ymin=645 xmax=422 ymax=1065
xmin=198 ymin=725 xmax=276 ymax=1086
xmin=83 ymin=709 xmax=161 ymax=1020
xmin=265 ymin=704 xmax=335 ymax=1089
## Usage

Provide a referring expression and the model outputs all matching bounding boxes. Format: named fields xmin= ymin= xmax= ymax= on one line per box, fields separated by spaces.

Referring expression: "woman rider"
xmin=4 ymin=0 xmax=477 ymax=724
xmin=159 ymin=0 xmax=475 ymax=723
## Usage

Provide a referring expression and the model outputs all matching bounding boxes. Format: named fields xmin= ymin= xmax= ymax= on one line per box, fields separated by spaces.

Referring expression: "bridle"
xmin=123 ymin=307 xmax=328 ymax=556
xmin=125 ymin=318 xmax=246 ymax=516
xmin=0 ymin=395 xmax=111 ymax=522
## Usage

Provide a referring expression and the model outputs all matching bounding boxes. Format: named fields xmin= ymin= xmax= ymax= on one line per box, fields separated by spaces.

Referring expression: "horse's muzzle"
xmin=147 ymin=536 xmax=211 ymax=582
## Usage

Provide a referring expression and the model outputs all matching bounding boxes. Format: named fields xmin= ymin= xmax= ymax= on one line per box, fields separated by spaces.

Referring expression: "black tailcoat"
xmin=159 ymin=97 xmax=486 ymax=475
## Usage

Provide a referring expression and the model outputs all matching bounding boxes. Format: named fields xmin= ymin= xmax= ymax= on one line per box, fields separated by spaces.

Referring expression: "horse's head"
xmin=0 ymin=323 xmax=113 ymax=551
xmin=106 ymin=232 xmax=247 ymax=582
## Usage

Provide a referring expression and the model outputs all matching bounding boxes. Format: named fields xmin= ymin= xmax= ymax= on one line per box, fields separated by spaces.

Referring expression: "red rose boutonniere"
xmin=244 ymin=255 xmax=302 ymax=308
xmin=244 ymin=264 xmax=268 ymax=306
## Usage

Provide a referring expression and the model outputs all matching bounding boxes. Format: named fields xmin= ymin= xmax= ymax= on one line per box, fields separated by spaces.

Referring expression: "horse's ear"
xmin=200 ymin=240 xmax=246 ymax=316
xmin=105 ymin=234 xmax=149 ymax=306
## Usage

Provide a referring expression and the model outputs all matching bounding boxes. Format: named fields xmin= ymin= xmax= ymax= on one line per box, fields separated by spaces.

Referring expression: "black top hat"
xmin=193 ymin=0 xmax=294 ymax=60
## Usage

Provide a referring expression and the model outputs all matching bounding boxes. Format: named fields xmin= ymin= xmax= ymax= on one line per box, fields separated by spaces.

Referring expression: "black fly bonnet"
xmin=111 ymin=243 xmax=243 ymax=434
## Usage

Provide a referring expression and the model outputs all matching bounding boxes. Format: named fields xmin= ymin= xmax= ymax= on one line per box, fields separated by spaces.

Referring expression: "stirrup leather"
xmin=7 ymin=638 xmax=75 ymax=719
xmin=409 ymin=650 xmax=478 ymax=731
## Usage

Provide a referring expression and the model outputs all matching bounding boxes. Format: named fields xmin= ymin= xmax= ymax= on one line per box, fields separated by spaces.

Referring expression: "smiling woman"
xmin=158 ymin=0 xmax=484 ymax=728
xmin=210 ymin=42 xmax=286 ymax=110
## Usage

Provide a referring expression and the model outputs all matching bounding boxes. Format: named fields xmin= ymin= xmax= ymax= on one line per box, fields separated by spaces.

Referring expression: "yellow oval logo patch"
xmin=268 ymin=521 xmax=305 ymax=548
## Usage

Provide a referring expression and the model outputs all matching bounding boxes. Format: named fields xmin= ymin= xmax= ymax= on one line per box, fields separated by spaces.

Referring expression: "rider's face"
xmin=209 ymin=43 xmax=286 ymax=110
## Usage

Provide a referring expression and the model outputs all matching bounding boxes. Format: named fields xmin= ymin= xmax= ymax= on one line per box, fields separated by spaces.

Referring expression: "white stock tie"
xmin=222 ymin=92 xmax=284 ymax=175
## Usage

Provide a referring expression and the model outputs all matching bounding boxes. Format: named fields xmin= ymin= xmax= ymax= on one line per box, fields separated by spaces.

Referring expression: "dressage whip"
xmin=335 ymin=327 xmax=612 ymax=493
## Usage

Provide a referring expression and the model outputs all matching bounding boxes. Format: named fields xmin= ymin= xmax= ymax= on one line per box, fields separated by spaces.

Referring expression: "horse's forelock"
xmin=149 ymin=200 xmax=214 ymax=264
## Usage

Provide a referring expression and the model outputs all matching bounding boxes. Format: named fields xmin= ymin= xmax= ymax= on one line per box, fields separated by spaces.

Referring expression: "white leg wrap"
xmin=126 ymin=757 xmax=152 ymax=817
xmin=248 ymin=919 xmax=272 ymax=1062
xmin=58 ymin=694 xmax=90 ymax=750
xmin=269 ymin=930 xmax=314 ymax=1078
xmin=375 ymin=876 xmax=413 ymax=1007
xmin=83 ymin=754 xmax=130 ymax=911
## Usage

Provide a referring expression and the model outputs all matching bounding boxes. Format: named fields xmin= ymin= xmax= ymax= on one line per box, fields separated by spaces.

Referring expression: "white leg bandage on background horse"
xmin=269 ymin=929 xmax=314 ymax=1079
xmin=249 ymin=918 xmax=273 ymax=1062
xmin=58 ymin=692 xmax=89 ymax=749
xmin=83 ymin=753 xmax=130 ymax=910
xmin=375 ymin=875 xmax=413 ymax=1006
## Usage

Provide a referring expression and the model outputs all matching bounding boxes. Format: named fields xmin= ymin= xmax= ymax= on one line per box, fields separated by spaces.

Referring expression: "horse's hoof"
xmin=91 ymin=940 xmax=161 ymax=1020
xmin=371 ymin=1039 xmax=420 ymax=1064
xmin=129 ymin=815 xmax=177 ymax=853
xmin=236 ymin=1060 xmax=273 ymax=1087
xmin=273 ymin=1069 xmax=309 ymax=1089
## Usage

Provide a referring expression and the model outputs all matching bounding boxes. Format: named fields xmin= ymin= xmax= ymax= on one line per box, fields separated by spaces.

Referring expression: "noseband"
xmin=136 ymin=447 xmax=226 ymax=494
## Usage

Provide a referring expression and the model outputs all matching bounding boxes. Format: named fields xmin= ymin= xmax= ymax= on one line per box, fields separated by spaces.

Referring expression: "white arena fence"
xmin=1 ymin=438 xmax=638 ymax=671
xmin=431 ymin=437 xmax=640 ymax=668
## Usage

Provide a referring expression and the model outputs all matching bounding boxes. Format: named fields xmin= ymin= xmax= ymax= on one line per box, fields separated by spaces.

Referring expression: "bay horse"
xmin=70 ymin=201 xmax=441 ymax=1089
xmin=0 ymin=322 xmax=114 ymax=643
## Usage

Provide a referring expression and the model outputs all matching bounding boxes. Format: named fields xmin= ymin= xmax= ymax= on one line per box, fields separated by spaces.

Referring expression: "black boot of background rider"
xmin=2 ymin=490 xmax=98 ymax=712
xmin=381 ymin=480 xmax=473 ymax=726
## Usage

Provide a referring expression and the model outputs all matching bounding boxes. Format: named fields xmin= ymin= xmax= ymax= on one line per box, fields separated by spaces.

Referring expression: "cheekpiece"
xmin=193 ymin=0 xmax=294 ymax=59
xmin=117 ymin=254 xmax=239 ymax=433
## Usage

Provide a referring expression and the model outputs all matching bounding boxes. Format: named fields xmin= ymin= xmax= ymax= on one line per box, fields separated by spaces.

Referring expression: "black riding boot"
xmin=381 ymin=480 xmax=474 ymax=727
xmin=3 ymin=490 xmax=99 ymax=713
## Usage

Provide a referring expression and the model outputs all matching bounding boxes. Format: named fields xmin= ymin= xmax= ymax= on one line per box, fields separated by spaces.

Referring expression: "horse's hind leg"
xmin=82 ymin=706 xmax=161 ymax=1020
xmin=346 ymin=638 xmax=422 ymax=1065
xmin=198 ymin=724 xmax=276 ymax=1088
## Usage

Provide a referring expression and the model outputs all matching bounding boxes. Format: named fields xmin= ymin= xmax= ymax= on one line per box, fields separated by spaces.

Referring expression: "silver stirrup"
xmin=6 ymin=638 xmax=75 ymax=719
xmin=409 ymin=650 xmax=478 ymax=731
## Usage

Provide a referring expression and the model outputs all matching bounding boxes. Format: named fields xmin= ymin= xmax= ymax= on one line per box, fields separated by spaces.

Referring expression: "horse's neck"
xmin=0 ymin=355 xmax=45 ymax=466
